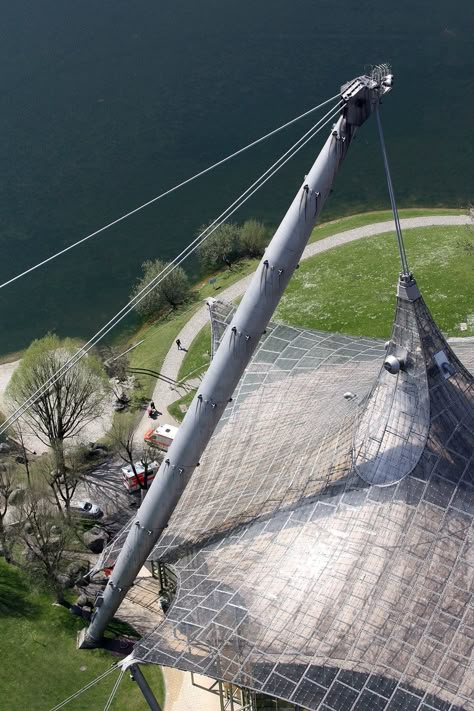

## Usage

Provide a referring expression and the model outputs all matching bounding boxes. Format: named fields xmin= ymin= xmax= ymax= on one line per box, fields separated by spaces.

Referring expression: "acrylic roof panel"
xmin=125 ymin=300 xmax=474 ymax=711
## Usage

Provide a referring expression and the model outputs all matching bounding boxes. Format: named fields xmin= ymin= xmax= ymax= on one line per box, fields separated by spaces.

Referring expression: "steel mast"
xmin=80 ymin=66 xmax=393 ymax=649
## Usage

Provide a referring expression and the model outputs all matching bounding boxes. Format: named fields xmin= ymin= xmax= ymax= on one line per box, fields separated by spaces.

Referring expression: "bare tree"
xmin=9 ymin=420 xmax=33 ymax=486
xmin=17 ymin=494 xmax=70 ymax=604
xmin=110 ymin=414 xmax=137 ymax=472
xmin=0 ymin=462 xmax=17 ymax=564
xmin=99 ymin=344 xmax=129 ymax=383
xmin=7 ymin=335 xmax=108 ymax=513
xmin=110 ymin=415 xmax=158 ymax=497
xmin=36 ymin=450 xmax=84 ymax=516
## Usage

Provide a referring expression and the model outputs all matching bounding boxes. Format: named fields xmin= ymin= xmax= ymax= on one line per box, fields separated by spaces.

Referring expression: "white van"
xmin=144 ymin=424 xmax=178 ymax=451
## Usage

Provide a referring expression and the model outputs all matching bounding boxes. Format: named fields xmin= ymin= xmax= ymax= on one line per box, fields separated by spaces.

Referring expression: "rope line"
xmin=0 ymin=94 xmax=340 ymax=291
xmin=48 ymin=664 xmax=119 ymax=711
xmin=103 ymin=668 xmax=126 ymax=711
xmin=0 ymin=102 xmax=343 ymax=436
xmin=374 ymin=102 xmax=410 ymax=275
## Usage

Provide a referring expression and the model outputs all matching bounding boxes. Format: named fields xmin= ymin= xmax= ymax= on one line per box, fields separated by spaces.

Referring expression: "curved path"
xmin=137 ymin=214 xmax=471 ymax=435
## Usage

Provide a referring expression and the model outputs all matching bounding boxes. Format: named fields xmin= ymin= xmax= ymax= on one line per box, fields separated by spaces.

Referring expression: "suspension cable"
xmin=0 ymin=101 xmax=343 ymax=435
xmin=0 ymin=94 xmax=341 ymax=291
xmin=48 ymin=664 xmax=120 ymax=711
xmin=103 ymin=668 xmax=126 ymax=711
xmin=374 ymin=102 xmax=410 ymax=275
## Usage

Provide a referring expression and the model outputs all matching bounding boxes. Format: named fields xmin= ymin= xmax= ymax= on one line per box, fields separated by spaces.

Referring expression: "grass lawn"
xmin=0 ymin=559 xmax=164 ymax=711
xmin=308 ymin=207 xmax=465 ymax=245
xmin=276 ymin=224 xmax=474 ymax=338
xmin=128 ymin=209 xmax=467 ymax=394
xmin=178 ymin=324 xmax=211 ymax=382
xmin=168 ymin=389 xmax=197 ymax=423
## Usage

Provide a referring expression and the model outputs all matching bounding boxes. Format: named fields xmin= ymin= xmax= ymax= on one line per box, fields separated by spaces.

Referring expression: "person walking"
xmin=176 ymin=339 xmax=182 ymax=350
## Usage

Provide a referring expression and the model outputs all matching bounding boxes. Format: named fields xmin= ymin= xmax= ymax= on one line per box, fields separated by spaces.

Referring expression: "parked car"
xmin=71 ymin=501 xmax=104 ymax=519
xmin=121 ymin=460 xmax=160 ymax=492
xmin=144 ymin=424 xmax=178 ymax=451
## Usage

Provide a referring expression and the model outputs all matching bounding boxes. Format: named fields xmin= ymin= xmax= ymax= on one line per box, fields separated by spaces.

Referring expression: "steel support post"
xmin=129 ymin=664 xmax=162 ymax=711
xmin=82 ymin=71 xmax=391 ymax=647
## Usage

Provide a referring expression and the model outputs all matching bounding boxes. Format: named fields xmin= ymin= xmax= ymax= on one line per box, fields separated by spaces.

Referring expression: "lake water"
xmin=0 ymin=0 xmax=472 ymax=356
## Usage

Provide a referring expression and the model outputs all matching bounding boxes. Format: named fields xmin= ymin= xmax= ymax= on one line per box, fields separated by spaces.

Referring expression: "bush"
xmin=131 ymin=259 xmax=190 ymax=318
xmin=196 ymin=222 xmax=240 ymax=271
xmin=238 ymin=219 xmax=270 ymax=257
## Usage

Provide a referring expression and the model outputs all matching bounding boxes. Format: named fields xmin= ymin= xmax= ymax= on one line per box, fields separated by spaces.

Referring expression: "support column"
xmin=80 ymin=69 xmax=393 ymax=648
xmin=129 ymin=664 xmax=162 ymax=711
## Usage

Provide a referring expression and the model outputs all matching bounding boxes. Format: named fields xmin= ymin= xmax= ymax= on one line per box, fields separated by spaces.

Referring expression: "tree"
xmin=99 ymin=344 xmax=129 ymax=383
xmin=7 ymin=335 xmax=108 ymax=513
xmin=196 ymin=222 xmax=240 ymax=272
xmin=0 ymin=462 xmax=17 ymax=564
xmin=38 ymin=450 xmax=84 ymax=516
xmin=132 ymin=259 xmax=190 ymax=318
xmin=238 ymin=219 xmax=270 ymax=258
xmin=110 ymin=415 xmax=159 ymax=499
xmin=9 ymin=420 xmax=33 ymax=486
xmin=17 ymin=494 xmax=70 ymax=604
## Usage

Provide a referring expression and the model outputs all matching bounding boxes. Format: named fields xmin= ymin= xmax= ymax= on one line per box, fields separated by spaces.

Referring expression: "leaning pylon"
xmin=79 ymin=67 xmax=395 ymax=649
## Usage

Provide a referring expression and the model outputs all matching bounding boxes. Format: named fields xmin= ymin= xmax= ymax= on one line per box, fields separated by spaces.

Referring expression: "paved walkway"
xmin=161 ymin=668 xmax=222 ymax=711
xmin=140 ymin=214 xmax=471 ymax=428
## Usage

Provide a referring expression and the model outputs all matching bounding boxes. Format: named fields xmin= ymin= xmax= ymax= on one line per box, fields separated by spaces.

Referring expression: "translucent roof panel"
xmin=103 ymin=300 xmax=474 ymax=711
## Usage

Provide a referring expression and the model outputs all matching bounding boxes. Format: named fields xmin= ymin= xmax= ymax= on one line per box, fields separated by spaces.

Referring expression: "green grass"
xmin=0 ymin=559 xmax=165 ymax=711
xmin=168 ymin=389 xmax=197 ymax=423
xmin=128 ymin=302 xmax=203 ymax=402
xmin=127 ymin=261 xmax=259 ymax=402
xmin=178 ymin=324 xmax=211 ymax=382
xmin=129 ymin=213 xmax=470 ymax=398
xmin=308 ymin=207 xmax=465 ymax=245
xmin=276 ymin=225 xmax=474 ymax=339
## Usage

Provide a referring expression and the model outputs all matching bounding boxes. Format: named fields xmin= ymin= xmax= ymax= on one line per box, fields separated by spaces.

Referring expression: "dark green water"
xmin=0 ymin=0 xmax=472 ymax=355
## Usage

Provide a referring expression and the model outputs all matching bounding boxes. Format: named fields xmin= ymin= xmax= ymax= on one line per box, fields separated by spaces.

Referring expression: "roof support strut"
xmin=79 ymin=66 xmax=393 ymax=649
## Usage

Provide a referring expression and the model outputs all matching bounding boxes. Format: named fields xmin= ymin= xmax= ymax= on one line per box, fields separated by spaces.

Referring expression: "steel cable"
xmin=0 ymin=94 xmax=341 ymax=291
xmin=0 ymin=101 xmax=343 ymax=435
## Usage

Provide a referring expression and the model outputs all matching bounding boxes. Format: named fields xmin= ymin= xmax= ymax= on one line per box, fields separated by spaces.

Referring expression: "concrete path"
xmin=161 ymin=669 xmax=222 ymax=711
xmin=141 ymin=214 xmax=471 ymax=427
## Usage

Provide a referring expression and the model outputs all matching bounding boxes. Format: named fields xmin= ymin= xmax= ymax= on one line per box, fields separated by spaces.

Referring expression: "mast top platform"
xmin=340 ymin=64 xmax=393 ymax=126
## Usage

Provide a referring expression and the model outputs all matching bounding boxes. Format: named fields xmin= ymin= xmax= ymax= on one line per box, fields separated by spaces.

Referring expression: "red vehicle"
xmin=121 ymin=460 xmax=160 ymax=492
xmin=144 ymin=424 xmax=178 ymax=451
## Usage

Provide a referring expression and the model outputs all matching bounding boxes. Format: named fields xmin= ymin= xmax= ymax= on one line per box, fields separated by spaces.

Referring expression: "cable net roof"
xmin=103 ymin=299 xmax=474 ymax=711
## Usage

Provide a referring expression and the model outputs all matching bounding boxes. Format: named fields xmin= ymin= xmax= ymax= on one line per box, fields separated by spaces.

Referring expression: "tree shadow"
xmin=0 ymin=561 xmax=39 ymax=618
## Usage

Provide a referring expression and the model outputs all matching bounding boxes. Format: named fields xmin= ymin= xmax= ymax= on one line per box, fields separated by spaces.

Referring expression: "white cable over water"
xmin=0 ymin=101 xmax=343 ymax=435
xmin=0 ymin=94 xmax=340 ymax=291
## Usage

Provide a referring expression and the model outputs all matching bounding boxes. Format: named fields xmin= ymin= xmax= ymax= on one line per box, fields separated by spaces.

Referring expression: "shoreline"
xmin=2 ymin=206 xmax=468 ymax=366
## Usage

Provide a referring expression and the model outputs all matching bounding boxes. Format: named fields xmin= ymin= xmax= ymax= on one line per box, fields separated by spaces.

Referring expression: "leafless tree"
xmin=17 ymin=494 xmax=70 ymax=604
xmin=110 ymin=414 xmax=137 ymax=472
xmin=110 ymin=415 xmax=159 ymax=497
xmin=99 ymin=344 xmax=129 ymax=383
xmin=9 ymin=420 xmax=33 ymax=486
xmin=7 ymin=335 xmax=108 ymax=513
xmin=0 ymin=462 xmax=17 ymax=564
xmin=36 ymin=450 xmax=84 ymax=516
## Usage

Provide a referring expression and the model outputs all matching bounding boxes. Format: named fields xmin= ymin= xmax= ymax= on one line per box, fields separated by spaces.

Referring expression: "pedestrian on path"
xmin=176 ymin=339 xmax=182 ymax=350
